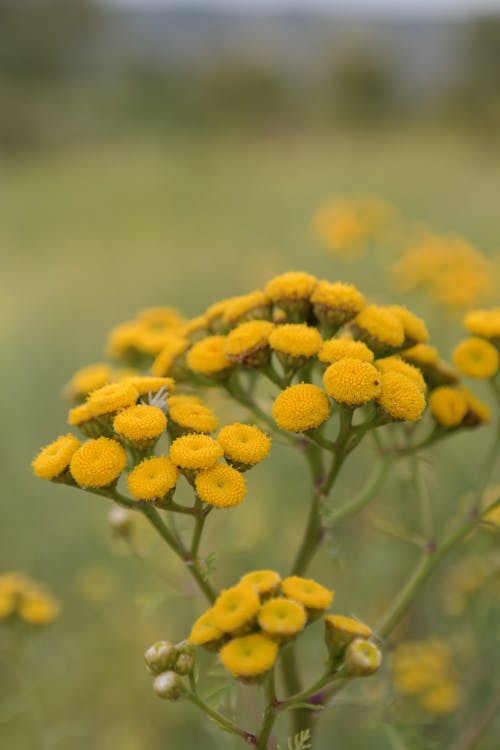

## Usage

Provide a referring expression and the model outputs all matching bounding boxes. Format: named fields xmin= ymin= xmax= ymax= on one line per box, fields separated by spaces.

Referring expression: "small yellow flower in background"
xmin=272 ymin=383 xmax=330 ymax=432
xmin=217 ymin=423 xmax=271 ymax=468
xmin=429 ymin=387 xmax=468 ymax=428
xmin=63 ymin=362 xmax=114 ymax=400
xmin=212 ymin=583 xmax=261 ymax=633
xmin=186 ymin=335 xmax=233 ymax=376
xmin=387 ymin=305 xmax=429 ymax=345
xmin=168 ymin=395 xmax=218 ymax=434
xmin=281 ymin=576 xmax=333 ymax=615
xmin=32 ymin=434 xmax=81 ymax=481
xmin=269 ymin=323 xmax=323 ymax=359
xmin=151 ymin=335 xmax=189 ymax=376
xmin=354 ymin=305 xmax=405 ymax=351
xmin=443 ymin=555 xmax=494 ymax=615
xmin=19 ymin=590 xmax=60 ymax=625
xmin=239 ymin=570 xmax=281 ymax=597
xmin=222 ymin=290 xmax=271 ymax=326
xmin=107 ymin=307 xmax=185 ymax=359
xmin=195 ymin=464 xmax=247 ymax=508
xmin=377 ymin=372 xmax=426 ymax=422
xmin=460 ymin=387 xmax=491 ymax=425
xmin=323 ymin=358 xmax=383 ymax=406
xmin=265 ymin=271 xmax=317 ymax=304
xmin=169 ymin=434 xmax=223 ymax=470
xmin=319 ymin=337 xmax=374 ymax=365
xmin=189 ymin=609 xmax=224 ymax=650
xmin=181 ymin=314 xmax=209 ymax=338
xmin=136 ymin=306 xmax=184 ymax=330
xmin=86 ymin=381 xmax=139 ymax=418
xmin=127 ymin=456 xmax=179 ymax=502
xmin=219 ymin=632 xmax=278 ymax=681
xmin=257 ymin=598 xmax=306 ymax=639
xmin=402 ymin=343 xmax=439 ymax=366
xmin=453 ymin=337 xmax=499 ymax=379
xmin=113 ymin=404 xmax=167 ymax=446
xmin=310 ymin=280 xmax=365 ymax=327
xmin=70 ymin=437 xmax=127 ymax=488
xmin=225 ymin=320 xmax=274 ymax=367
xmin=67 ymin=403 xmax=94 ymax=429
xmin=392 ymin=639 xmax=459 ymax=714
xmin=0 ymin=573 xmax=60 ymax=626
xmin=375 ymin=356 xmax=426 ymax=393
xmin=127 ymin=376 xmax=174 ymax=397
xmin=464 ymin=307 xmax=500 ymax=340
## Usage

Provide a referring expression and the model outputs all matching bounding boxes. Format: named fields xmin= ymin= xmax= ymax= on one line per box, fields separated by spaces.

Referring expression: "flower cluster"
xmin=392 ymin=639 xmax=459 ymax=714
xmin=144 ymin=639 xmax=195 ymax=701
xmin=0 ymin=573 xmax=60 ymax=626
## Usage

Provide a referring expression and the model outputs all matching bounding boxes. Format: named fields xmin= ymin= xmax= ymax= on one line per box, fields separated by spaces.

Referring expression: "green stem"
xmin=323 ymin=455 xmax=394 ymax=527
xmin=257 ymin=670 xmax=277 ymax=750
xmin=290 ymin=444 xmax=325 ymax=575
xmin=191 ymin=498 xmax=210 ymax=558
xmin=186 ymin=691 xmax=255 ymax=743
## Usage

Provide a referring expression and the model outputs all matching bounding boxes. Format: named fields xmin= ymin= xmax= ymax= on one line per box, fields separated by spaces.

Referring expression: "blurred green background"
xmin=1 ymin=1 xmax=499 ymax=748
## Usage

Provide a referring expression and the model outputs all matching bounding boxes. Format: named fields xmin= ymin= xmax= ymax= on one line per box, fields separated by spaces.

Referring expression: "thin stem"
xmin=290 ymin=444 xmax=325 ymax=575
xmin=453 ymin=691 xmax=500 ymax=750
xmin=412 ymin=456 xmax=433 ymax=541
xmin=257 ymin=670 xmax=278 ymax=750
xmin=186 ymin=691 xmax=255 ymax=744
xmin=191 ymin=498 xmax=210 ymax=558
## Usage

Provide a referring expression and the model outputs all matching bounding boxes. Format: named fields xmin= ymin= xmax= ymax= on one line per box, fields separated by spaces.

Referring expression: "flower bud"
xmin=344 ymin=638 xmax=382 ymax=677
xmin=144 ymin=641 xmax=178 ymax=674
xmin=108 ymin=506 xmax=132 ymax=538
xmin=175 ymin=652 xmax=195 ymax=676
xmin=153 ymin=671 xmax=184 ymax=701
xmin=324 ymin=615 xmax=372 ymax=663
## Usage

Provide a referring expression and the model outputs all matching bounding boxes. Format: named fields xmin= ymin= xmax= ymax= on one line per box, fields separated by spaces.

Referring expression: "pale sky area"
xmin=105 ymin=0 xmax=500 ymax=14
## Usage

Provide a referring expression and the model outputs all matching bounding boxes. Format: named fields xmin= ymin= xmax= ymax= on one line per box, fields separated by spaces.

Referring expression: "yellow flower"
xmin=0 ymin=574 xmax=28 ymax=619
xmin=345 ymin=638 xmax=382 ymax=676
xmin=310 ymin=280 xmax=365 ymax=325
xmin=265 ymin=271 xmax=317 ymax=302
xmin=70 ymin=437 xmax=127 ymax=488
xmin=375 ymin=356 xmax=426 ymax=393
xmin=217 ymin=423 xmax=271 ymax=466
xmin=127 ymin=376 xmax=174 ymax=396
xmin=151 ymin=335 xmax=188 ymax=376
xmin=460 ymin=387 xmax=491 ymax=425
xmin=222 ymin=290 xmax=271 ymax=326
xmin=272 ymin=383 xmax=330 ymax=432
xmin=195 ymin=464 xmax=247 ymax=507
xmin=18 ymin=590 xmax=60 ymax=626
xmin=212 ymin=583 xmax=261 ymax=633
xmin=421 ymin=681 xmax=459 ymax=714
xmin=64 ymin=363 xmax=113 ymax=399
xmin=86 ymin=381 xmax=139 ymax=417
xmin=136 ymin=306 xmax=184 ymax=329
xmin=324 ymin=614 xmax=372 ymax=657
xmin=429 ymin=387 xmax=467 ymax=427
xmin=354 ymin=305 xmax=405 ymax=350
xmin=269 ymin=324 xmax=323 ymax=358
xmin=170 ymin=434 xmax=223 ymax=470
xmin=186 ymin=335 xmax=233 ymax=376
xmin=219 ymin=633 xmax=278 ymax=679
xmin=402 ymin=344 xmax=439 ymax=366
xmin=239 ymin=570 xmax=281 ymax=597
xmin=205 ymin=298 xmax=235 ymax=327
xmin=168 ymin=395 xmax=218 ymax=433
xmin=319 ymin=338 xmax=374 ymax=365
xmin=127 ymin=456 xmax=179 ymax=501
xmin=32 ymin=434 xmax=81 ymax=481
xmin=107 ymin=321 xmax=143 ymax=359
xmin=281 ymin=576 xmax=333 ymax=612
xmin=189 ymin=608 xmax=224 ymax=649
xmin=392 ymin=639 xmax=458 ymax=713
xmin=181 ymin=314 xmax=209 ymax=337
xmin=323 ymin=358 xmax=383 ymax=406
xmin=464 ymin=307 xmax=500 ymax=339
xmin=453 ymin=337 xmax=499 ymax=379
xmin=67 ymin=403 xmax=94 ymax=427
xmin=377 ymin=372 xmax=426 ymax=422
xmin=225 ymin=320 xmax=274 ymax=366
xmin=113 ymin=404 xmax=167 ymax=443
xmin=387 ymin=306 xmax=429 ymax=344
xmin=258 ymin=598 xmax=306 ymax=638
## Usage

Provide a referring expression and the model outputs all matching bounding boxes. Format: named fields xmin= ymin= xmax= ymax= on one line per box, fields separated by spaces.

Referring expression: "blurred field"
xmin=1 ymin=127 xmax=500 ymax=749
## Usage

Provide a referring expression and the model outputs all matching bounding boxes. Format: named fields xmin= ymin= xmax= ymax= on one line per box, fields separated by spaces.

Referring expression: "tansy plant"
xmin=32 ymin=275 xmax=500 ymax=748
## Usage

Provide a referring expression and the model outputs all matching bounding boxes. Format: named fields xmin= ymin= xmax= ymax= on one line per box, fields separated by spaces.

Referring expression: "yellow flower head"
xmin=67 ymin=403 xmax=94 ymax=428
xmin=324 ymin=614 xmax=372 ymax=656
xmin=181 ymin=314 xmax=209 ymax=337
xmin=205 ymin=298 xmax=235 ymax=327
xmin=225 ymin=320 xmax=274 ymax=365
xmin=258 ymin=597 xmax=306 ymax=638
xmin=113 ymin=404 xmax=167 ymax=442
xmin=189 ymin=608 xmax=224 ymax=649
xmin=222 ymin=290 xmax=271 ymax=326
xmin=64 ymin=363 xmax=114 ymax=399
xmin=219 ymin=633 xmax=278 ymax=679
xmin=136 ymin=306 xmax=184 ymax=329
xmin=86 ymin=381 xmax=139 ymax=417
xmin=281 ymin=576 xmax=333 ymax=612
xmin=453 ymin=337 xmax=499 ymax=379
xmin=464 ymin=308 xmax=500 ymax=339
xmin=18 ymin=590 xmax=60 ymax=626
xmin=187 ymin=335 xmax=233 ymax=376
xmin=217 ymin=423 xmax=271 ymax=466
xmin=195 ymin=464 xmax=247 ymax=507
xmin=375 ymin=356 xmax=426 ymax=393
xmin=429 ymin=387 xmax=467 ymax=427
xmin=354 ymin=305 xmax=405 ymax=350
xmin=377 ymin=372 xmax=426 ymax=422
xmin=272 ymin=383 xmax=330 ymax=432
xmin=151 ymin=335 xmax=188 ymax=376
xmin=265 ymin=271 xmax=317 ymax=302
xmin=127 ymin=456 xmax=179 ymax=501
xmin=402 ymin=344 xmax=439 ymax=366
xmin=239 ymin=570 xmax=281 ymax=597
xmin=319 ymin=338 xmax=374 ymax=365
xmin=107 ymin=321 xmax=143 ymax=359
xmin=460 ymin=387 xmax=491 ymax=425
xmin=323 ymin=358 xmax=383 ymax=406
xmin=269 ymin=324 xmax=323 ymax=358
xmin=168 ymin=395 xmax=218 ymax=433
xmin=310 ymin=280 xmax=365 ymax=324
xmin=212 ymin=583 xmax=261 ymax=633
xmin=127 ymin=376 xmax=174 ymax=397
xmin=32 ymin=434 xmax=81 ymax=481
xmin=387 ymin=306 xmax=429 ymax=344
xmin=421 ymin=681 xmax=460 ymax=715
xmin=169 ymin=434 xmax=223 ymax=470
xmin=70 ymin=437 xmax=127 ymax=488
xmin=392 ymin=639 xmax=458 ymax=713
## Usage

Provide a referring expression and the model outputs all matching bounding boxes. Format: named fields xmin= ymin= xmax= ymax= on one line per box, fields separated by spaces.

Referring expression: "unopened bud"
xmin=324 ymin=614 xmax=372 ymax=663
xmin=175 ymin=652 xmax=195 ymax=675
xmin=108 ymin=506 xmax=132 ymax=538
xmin=145 ymin=641 xmax=178 ymax=674
xmin=153 ymin=671 xmax=184 ymax=701
xmin=344 ymin=638 xmax=382 ymax=677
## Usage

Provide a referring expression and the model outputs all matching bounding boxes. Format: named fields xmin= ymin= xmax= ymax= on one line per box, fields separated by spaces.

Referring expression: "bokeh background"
xmin=1 ymin=1 xmax=500 ymax=748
